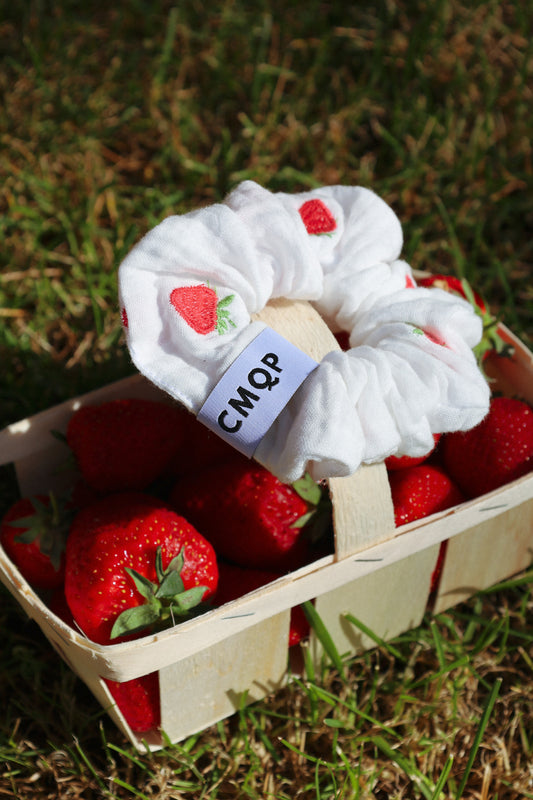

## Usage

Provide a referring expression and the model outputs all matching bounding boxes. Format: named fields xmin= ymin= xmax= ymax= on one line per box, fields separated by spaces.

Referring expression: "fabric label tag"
xmin=197 ymin=327 xmax=319 ymax=458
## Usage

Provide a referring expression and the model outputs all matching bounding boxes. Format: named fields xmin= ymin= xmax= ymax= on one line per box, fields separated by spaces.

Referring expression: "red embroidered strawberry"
xmin=442 ymin=396 xmax=533 ymax=498
xmin=389 ymin=464 xmax=465 ymax=527
xmin=64 ymin=492 xmax=218 ymax=646
xmin=170 ymin=284 xmax=236 ymax=335
xmin=417 ymin=274 xmax=512 ymax=366
xmin=385 ymin=434 xmax=441 ymax=471
xmin=66 ymin=398 xmax=187 ymax=493
xmin=0 ymin=494 xmax=71 ymax=590
xmin=298 ymin=199 xmax=337 ymax=236
xmin=409 ymin=325 xmax=448 ymax=348
xmin=215 ymin=562 xmax=310 ymax=646
xmin=170 ymin=458 xmax=331 ymax=571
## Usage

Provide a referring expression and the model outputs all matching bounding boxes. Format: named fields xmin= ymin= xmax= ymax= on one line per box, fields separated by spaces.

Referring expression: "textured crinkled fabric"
xmin=118 ymin=180 xmax=490 ymax=483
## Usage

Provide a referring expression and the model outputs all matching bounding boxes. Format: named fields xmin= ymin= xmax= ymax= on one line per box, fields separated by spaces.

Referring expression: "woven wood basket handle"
xmin=253 ymin=299 xmax=396 ymax=558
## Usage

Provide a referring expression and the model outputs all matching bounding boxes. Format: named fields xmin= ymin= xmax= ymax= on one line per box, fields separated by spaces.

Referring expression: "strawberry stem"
xmin=291 ymin=474 xmax=333 ymax=544
xmin=110 ymin=546 xmax=209 ymax=640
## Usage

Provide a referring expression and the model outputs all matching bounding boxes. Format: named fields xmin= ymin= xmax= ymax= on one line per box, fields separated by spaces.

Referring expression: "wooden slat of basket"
xmin=158 ymin=610 xmax=291 ymax=747
xmin=432 ymin=325 xmax=533 ymax=612
xmin=433 ymin=498 xmax=533 ymax=613
xmin=309 ymin=543 xmax=440 ymax=667
xmin=253 ymin=299 xmax=395 ymax=557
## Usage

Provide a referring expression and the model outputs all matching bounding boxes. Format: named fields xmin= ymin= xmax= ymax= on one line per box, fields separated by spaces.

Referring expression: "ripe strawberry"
xmin=64 ymin=492 xmax=218 ymax=645
xmin=298 ymin=199 xmax=337 ymax=235
xmin=429 ymin=540 xmax=448 ymax=595
xmin=389 ymin=464 xmax=465 ymax=527
xmin=105 ymin=672 xmax=161 ymax=733
xmin=385 ymin=434 xmax=442 ymax=471
xmin=418 ymin=274 xmax=487 ymax=313
xmin=66 ymin=398 xmax=186 ymax=493
xmin=170 ymin=459 xmax=331 ymax=571
xmin=442 ymin=396 xmax=533 ymax=498
xmin=288 ymin=604 xmax=311 ymax=647
xmin=334 ymin=330 xmax=350 ymax=351
xmin=1 ymin=494 xmax=70 ymax=590
xmin=64 ymin=492 xmax=218 ymax=734
xmin=215 ymin=562 xmax=310 ymax=646
xmin=170 ymin=284 xmax=236 ymax=335
xmin=49 ymin=586 xmax=76 ymax=626
xmin=166 ymin=407 xmax=238 ymax=481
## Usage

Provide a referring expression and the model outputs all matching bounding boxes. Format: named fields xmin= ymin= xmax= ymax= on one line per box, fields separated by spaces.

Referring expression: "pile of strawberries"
xmin=385 ymin=395 xmax=533 ymax=526
xmin=383 ymin=275 xmax=533 ymax=528
xmin=1 ymin=397 xmax=331 ymax=733
xmin=2 ymin=275 xmax=532 ymax=735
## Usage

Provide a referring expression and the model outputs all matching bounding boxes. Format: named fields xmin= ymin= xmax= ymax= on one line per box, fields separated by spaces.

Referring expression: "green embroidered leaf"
xmin=217 ymin=294 xmax=235 ymax=309
xmin=216 ymin=295 xmax=236 ymax=334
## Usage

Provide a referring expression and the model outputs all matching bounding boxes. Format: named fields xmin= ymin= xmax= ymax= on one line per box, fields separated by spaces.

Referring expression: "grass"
xmin=1 ymin=577 xmax=532 ymax=798
xmin=1 ymin=0 xmax=532 ymax=796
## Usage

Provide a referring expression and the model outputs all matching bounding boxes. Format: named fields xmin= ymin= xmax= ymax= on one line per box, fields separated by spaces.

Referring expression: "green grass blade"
xmin=455 ymin=678 xmax=503 ymax=799
xmin=344 ymin=612 xmax=406 ymax=661
xmin=302 ymin=601 xmax=346 ymax=679
xmin=371 ymin=735 xmax=433 ymax=800
xmin=431 ymin=755 xmax=454 ymax=799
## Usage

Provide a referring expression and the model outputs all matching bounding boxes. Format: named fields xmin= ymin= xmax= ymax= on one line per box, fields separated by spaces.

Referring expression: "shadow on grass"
xmin=0 ymin=584 xmax=117 ymax=751
xmin=0 ymin=346 xmax=138 ymax=753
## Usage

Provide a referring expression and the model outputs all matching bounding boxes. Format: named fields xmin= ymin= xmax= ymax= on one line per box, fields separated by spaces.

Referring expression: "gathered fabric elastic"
xmin=118 ymin=180 xmax=490 ymax=483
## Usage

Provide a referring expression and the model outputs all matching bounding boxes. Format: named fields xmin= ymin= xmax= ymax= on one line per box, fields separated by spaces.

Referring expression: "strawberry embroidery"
xmin=298 ymin=198 xmax=337 ymax=236
xmin=170 ymin=284 xmax=236 ymax=335
xmin=121 ymin=307 xmax=128 ymax=328
xmin=411 ymin=325 xmax=447 ymax=348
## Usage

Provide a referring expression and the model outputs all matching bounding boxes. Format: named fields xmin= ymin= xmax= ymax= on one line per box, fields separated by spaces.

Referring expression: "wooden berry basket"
xmin=1 ymin=300 xmax=532 ymax=752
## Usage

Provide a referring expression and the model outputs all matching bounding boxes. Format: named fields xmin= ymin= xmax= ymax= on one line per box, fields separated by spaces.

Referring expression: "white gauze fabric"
xmin=118 ymin=180 xmax=490 ymax=483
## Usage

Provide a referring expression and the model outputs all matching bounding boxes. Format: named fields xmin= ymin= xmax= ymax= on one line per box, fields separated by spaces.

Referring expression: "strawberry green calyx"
xmin=291 ymin=473 xmax=332 ymax=543
xmin=9 ymin=493 xmax=72 ymax=571
xmin=110 ymin=547 xmax=209 ymax=639
xmin=459 ymin=279 xmax=513 ymax=369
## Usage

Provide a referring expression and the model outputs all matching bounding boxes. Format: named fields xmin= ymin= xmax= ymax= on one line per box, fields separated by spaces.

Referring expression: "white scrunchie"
xmin=118 ymin=180 xmax=490 ymax=483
